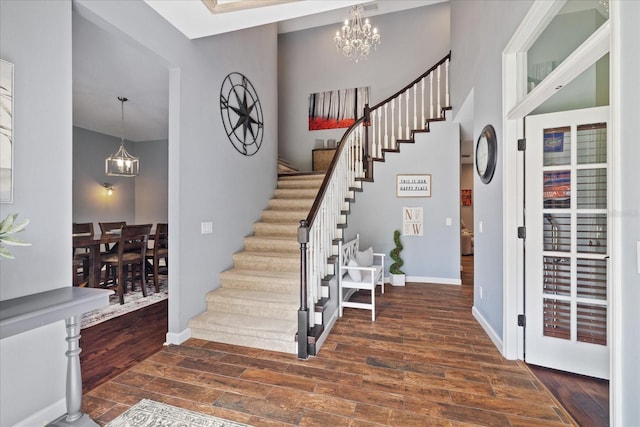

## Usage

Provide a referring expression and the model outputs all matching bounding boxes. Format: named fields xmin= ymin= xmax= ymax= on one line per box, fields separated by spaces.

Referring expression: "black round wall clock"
xmin=219 ymin=72 xmax=264 ymax=156
xmin=475 ymin=124 xmax=497 ymax=184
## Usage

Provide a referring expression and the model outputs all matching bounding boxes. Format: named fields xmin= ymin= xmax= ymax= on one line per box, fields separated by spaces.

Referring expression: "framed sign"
xmin=403 ymin=207 xmax=423 ymax=236
xmin=396 ymin=174 xmax=431 ymax=198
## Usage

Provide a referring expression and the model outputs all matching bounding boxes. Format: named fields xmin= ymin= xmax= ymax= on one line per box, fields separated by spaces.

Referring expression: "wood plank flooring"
xmin=82 ymin=272 xmax=579 ymax=426
xmin=80 ymin=299 xmax=168 ymax=394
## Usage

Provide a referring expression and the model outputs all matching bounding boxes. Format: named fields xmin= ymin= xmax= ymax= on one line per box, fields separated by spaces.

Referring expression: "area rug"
xmin=106 ymin=399 xmax=251 ymax=427
xmin=81 ymin=277 xmax=168 ymax=329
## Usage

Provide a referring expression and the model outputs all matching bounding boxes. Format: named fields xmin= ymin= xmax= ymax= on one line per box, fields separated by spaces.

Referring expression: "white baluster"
xmin=384 ymin=104 xmax=388 ymax=150
xmin=398 ymin=93 xmax=402 ymax=140
xmin=445 ymin=58 xmax=450 ymax=108
xmin=378 ymin=108 xmax=389 ymax=153
xmin=437 ymin=64 xmax=441 ymax=115
xmin=377 ymin=108 xmax=382 ymax=156
xmin=429 ymin=73 xmax=434 ymax=119
xmin=371 ymin=111 xmax=377 ymax=159
xmin=391 ymin=100 xmax=395 ymax=149
xmin=421 ymin=78 xmax=425 ymax=128
xmin=405 ymin=90 xmax=409 ymax=138
xmin=413 ymin=85 xmax=417 ymax=130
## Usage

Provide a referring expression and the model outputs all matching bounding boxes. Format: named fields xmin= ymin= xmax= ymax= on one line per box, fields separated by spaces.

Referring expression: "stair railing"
xmin=297 ymin=52 xmax=451 ymax=359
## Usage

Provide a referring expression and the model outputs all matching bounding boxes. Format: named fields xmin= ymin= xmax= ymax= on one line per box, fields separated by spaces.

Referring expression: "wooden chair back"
xmin=119 ymin=224 xmax=152 ymax=258
xmin=99 ymin=221 xmax=126 ymax=252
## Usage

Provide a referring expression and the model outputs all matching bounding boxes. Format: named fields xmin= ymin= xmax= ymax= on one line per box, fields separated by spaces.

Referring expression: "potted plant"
xmin=389 ymin=229 xmax=405 ymax=286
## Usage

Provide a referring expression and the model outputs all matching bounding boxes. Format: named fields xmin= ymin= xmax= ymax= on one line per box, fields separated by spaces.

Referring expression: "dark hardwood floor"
xmin=461 ymin=254 xmax=609 ymax=427
xmin=79 ymin=256 xmax=608 ymax=426
xmin=80 ymin=299 xmax=168 ymax=394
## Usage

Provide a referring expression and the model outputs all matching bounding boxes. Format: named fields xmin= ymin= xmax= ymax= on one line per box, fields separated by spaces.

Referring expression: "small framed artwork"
xmin=1 ymin=59 xmax=14 ymax=203
xmin=396 ymin=174 xmax=431 ymax=198
xmin=461 ymin=189 xmax=472 ymax=206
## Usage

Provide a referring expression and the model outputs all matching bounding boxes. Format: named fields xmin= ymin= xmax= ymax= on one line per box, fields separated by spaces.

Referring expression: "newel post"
xmin=297 ymin=220 xmax=309 ymax=360
xmin=363 ymin=103 xmax=372 ymax=179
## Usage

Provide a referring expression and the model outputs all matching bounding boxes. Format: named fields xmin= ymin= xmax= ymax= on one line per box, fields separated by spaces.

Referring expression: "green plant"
xmin=0 ymin=213 xmax=31 ymax=259
xmin=389 ymin=229 xmax=404 ymax=275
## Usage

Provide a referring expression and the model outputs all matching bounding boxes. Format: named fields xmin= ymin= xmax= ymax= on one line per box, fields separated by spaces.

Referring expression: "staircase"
xmin=189 ymin=173 xmax=324 ymax=354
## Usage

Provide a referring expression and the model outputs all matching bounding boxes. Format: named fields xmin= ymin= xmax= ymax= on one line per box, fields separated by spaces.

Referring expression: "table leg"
xmin=89 ymin=244 xmax=100 ymax=288
xmin=47 ymin=316 xmax=98 ymax=427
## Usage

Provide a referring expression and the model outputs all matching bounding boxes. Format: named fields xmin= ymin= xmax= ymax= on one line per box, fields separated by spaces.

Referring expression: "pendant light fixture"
xmin=105 ymin=96 xmax=139 ymax=177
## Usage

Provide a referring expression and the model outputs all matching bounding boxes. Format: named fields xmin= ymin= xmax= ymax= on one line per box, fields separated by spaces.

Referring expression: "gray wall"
xmin=73 ymin=127 xmax=136 ymax=225
xmin=75 ymin=0 xmax=279 ymax=339
xmin=0 ymin=1 xmax=72 ymax=425
xmin=346 ymin=121 xmax=460 ymax=283
xmin=72 ymin=126 xmax=168 ymax=228
xmin=618 ymin=1 xmax=640 ymax=423
xmin=278 ymin=2 xmax=451 ymax=171
xmin=134 ymin=138 xmax=168 ymax=226
xmin=450 ymin=0 xmax=533 ymax=339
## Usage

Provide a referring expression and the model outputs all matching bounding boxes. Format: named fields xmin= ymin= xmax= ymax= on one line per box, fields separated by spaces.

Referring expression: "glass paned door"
xmin=525 ymin=106 xmax=609 ymax=379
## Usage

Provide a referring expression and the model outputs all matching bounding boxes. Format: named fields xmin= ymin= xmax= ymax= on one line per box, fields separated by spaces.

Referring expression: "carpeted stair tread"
xmin=268 ymin=198 xmax=314 ymax=210
xmin=261 ymin=209 xmax=309 ymax=223
xmin=220 ymin=268 xmax=298 ymax=291
xmin=205 ymin=289 xmax=298 ymax=321
xmin=253 ymin=222 xmax=299 ymax=237
xmin=278 ymin=173 xmax=325 ymax=181
xmin=232 ymin=251 xmax=299 ymax=272
xmin=242 ymin=236 xmax=299 ymax=253
xmin=273 ymin=188 xmax=319 ymax=199
xmin=206 ymin=288 xmax=298 ymax=306
xmin=189 ymin=311 xmax=297 ymax=353
xmin=277 ymin=180 xmax=324 ymax=190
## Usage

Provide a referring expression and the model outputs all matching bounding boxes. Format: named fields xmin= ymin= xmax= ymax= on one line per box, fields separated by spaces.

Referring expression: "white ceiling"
xmin=72 ymin=0 xmax=443 ymax=142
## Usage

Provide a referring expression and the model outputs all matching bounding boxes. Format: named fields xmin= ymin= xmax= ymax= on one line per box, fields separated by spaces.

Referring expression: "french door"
xmin=524 ymin=106 xmax=609 ymax=379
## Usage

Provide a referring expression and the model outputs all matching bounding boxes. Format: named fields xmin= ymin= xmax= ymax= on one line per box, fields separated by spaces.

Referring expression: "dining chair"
xmin=146 ymin=223 xmax=168 ymax=293
xmin=72 ymin=222 xmax=94 ymax=287
xmin=99 ymin=221 xmax=126 ymax=286
xmin=101 ymin=224 xmax=152 ymax=304
xmin=98 ymin=221 xmax=126 ymax=252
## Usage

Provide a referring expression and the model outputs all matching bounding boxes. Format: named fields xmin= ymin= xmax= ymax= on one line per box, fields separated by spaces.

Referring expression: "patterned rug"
xmin=81 ymin=277 xmax=168 ymax=329
xmin=106 ymin=399 xmax=252 ymax=427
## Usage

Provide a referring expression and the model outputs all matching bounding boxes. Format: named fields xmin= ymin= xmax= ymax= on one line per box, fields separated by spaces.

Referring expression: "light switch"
xmin=201 ymin=221 xmax=213 ymax=234
xmin=479 ymin=221 xmax=483 ymax=233
xmin=446 ymin=217 xmax=452 ymax=226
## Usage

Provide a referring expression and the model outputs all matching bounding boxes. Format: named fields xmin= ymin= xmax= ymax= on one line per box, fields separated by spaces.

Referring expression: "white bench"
xmin=338 ymin=234 xmax=385 ymax=321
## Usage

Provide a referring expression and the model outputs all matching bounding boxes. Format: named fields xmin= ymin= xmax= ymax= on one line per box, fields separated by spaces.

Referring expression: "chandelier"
xmin=105 ymin=96 xmax=139 ymax=177
xmin=334 ymin=5 xmax=381 ymax=63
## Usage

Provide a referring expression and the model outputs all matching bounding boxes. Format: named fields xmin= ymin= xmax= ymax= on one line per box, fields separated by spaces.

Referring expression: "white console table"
xmin=0 ymin=287 xmax=112 ymax=426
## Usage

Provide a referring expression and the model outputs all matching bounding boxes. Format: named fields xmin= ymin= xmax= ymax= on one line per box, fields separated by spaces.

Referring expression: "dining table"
xmin=72 ymin=232 xmax=121 ymax=288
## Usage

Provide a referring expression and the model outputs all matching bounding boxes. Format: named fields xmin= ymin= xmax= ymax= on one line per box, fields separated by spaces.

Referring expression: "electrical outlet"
xmin=201 ymin=221 xmax=213 ymax=234
xmin=446 ymin=217 xmax=452 ymax=226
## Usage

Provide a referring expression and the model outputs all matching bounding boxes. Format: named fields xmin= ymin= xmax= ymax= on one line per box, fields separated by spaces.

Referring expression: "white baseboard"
xmin=384 ymin=276 xmax=461 ymax=285
xmin=13 ymin=398 xmax=66 ymax=427
xmin=166 ymin=328 xmax=191 ymax=345
xmin=472 ymin=305 xmax=503 ymax=351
